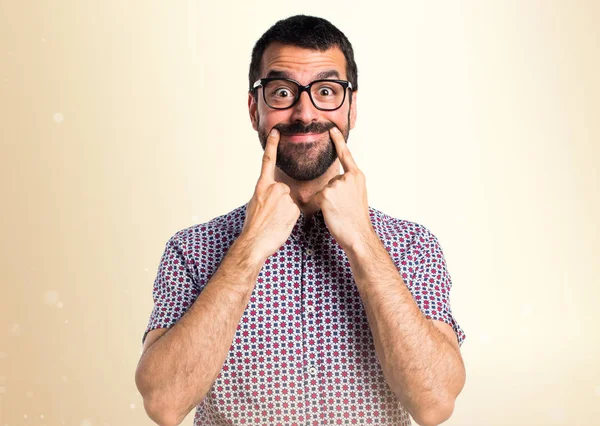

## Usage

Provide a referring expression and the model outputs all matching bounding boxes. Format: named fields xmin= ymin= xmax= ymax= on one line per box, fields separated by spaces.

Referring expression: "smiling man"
xmin=135 ymin=15 xmax=466 ymax=426
xmin=252 ymin=44 xmax=353 ymax=183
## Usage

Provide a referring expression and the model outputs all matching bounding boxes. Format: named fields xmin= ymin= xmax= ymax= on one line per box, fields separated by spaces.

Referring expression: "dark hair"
xmin=249 ymin=15 xmax=358 ymax=92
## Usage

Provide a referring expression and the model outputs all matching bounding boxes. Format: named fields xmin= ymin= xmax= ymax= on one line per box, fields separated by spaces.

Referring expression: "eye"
xmin=274 ymin=88 xmax=291 ymax=98
xmin=317 ymin=86 xmax=336 ymax=96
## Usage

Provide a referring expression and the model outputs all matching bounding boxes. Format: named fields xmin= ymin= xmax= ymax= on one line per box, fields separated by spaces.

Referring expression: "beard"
xmin=257 ymin=112 xmax=351 ymax=181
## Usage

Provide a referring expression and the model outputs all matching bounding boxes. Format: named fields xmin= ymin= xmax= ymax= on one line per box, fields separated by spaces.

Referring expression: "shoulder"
xmin=368 ymin=206 xmax=438 ymax=247
xmin=167 ymin=202 xmax=249 ymax=247
xmin=155 ymin=203 xmax=249 ymax=285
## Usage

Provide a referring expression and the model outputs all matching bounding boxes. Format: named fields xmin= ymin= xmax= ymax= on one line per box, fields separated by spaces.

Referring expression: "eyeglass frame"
xmin=252 ymin=77 xmax=353 ymax=111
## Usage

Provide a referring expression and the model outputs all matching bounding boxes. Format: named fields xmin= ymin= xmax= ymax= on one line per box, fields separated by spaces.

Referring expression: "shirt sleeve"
xmin=400 ymin=227 xmax=466 ymax=347
xmin=142 ymin=234 xmax=200 ymax=345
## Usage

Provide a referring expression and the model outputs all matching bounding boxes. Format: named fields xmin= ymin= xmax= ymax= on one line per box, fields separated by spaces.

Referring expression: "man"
xmin=135 ymin=15 xmax=466 ymax=426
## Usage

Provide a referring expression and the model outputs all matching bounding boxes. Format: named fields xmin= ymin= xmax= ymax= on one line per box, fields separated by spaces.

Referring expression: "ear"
xmin=349 ymin=90 xmax=358 ymax=130
xmin=248 ymin=91 xmax=259 ymax=131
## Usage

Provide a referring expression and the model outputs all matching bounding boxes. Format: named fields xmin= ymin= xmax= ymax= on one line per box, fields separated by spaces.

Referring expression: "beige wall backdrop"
xmin=1 ymin=0 xmax=599 ymax=425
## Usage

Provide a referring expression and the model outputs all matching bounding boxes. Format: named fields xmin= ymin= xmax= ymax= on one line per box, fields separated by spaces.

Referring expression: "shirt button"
xmin=309 ymin=367 xmax=317 ymax=376
xmin=306 ymin=248 xmax=314 ymax=256
xmin=307 ymin=305 xmax=315 ymax=313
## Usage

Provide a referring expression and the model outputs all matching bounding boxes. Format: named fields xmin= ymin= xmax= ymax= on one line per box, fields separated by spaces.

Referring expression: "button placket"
xmin=312 ymin=232 xmax=328 ymax=422
xmin=301 ymin=237 xmax=322 ymax=423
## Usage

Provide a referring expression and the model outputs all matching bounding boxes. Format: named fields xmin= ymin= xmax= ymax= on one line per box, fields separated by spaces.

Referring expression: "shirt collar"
xmin=289 ymin=208 xmax=326 ymax=241
xmin=240 ymin=203 xmax=381 ymax=243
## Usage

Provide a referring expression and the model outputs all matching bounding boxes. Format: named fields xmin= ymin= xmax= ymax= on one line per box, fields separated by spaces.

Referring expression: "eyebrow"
xmin=315 ymin=70 xmax=341 ymax=79
xmin=265 ymin=70 xmax=292 ymax=79
xmin=264 ymin=69 xmax=341 ymax=80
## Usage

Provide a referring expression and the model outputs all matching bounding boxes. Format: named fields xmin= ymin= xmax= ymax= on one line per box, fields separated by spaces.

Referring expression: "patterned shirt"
xmin=143 ymin=202 xmax=466 ymax=425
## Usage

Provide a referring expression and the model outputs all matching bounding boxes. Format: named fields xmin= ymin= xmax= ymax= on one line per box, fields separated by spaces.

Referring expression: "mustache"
xmin=274 ymin=121 xmax=336 ymax=136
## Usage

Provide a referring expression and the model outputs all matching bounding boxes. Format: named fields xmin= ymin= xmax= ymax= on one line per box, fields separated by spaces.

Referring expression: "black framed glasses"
xmin=252 ymin=77 xmax=353 ymax=111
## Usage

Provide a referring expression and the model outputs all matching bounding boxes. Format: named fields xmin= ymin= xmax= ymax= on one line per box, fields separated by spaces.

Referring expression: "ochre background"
xmin=1 ymin=1 xmax=599 ymax=425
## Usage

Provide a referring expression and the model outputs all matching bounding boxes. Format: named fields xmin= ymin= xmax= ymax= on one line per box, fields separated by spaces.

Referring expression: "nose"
xmin=289 ymin=90 xmax=319 ymax=125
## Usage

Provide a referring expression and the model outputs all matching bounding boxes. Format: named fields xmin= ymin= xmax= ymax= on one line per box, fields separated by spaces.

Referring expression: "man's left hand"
xmin=312 ymin=126 xmax=376 ymax=252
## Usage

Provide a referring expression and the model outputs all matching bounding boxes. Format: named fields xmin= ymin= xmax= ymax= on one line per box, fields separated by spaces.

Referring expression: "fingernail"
xmin=331 ymin=127 xmax=340 ymax=133
xmin=271 ymin=128 xmax=279 ymax=136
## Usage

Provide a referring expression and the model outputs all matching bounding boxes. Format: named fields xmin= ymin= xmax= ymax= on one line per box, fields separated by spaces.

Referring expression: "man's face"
xmin=249 ymin=43 xmax=357 ymax=181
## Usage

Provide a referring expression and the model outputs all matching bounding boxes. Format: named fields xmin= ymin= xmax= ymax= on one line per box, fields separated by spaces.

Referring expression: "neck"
xmin=275 ymin=160 xmax=341 ymax=217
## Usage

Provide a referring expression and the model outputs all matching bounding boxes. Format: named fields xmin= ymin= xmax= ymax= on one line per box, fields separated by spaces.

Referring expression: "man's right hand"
xmin=239 ymin=128 xmax=301 ymax=262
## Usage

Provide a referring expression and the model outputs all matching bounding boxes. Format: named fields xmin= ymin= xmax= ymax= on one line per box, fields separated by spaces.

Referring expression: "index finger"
xmin=329 ymin=126 xmax=358 ymax=173
xmin=259 ymin=127 xmax=280 ymax=182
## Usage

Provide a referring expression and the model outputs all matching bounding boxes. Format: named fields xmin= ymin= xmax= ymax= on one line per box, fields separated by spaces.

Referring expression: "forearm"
xmin=346 ymin=233 xmax=464 ymax=425
xmin=136 ymin=235 xmax=264 ymax=425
